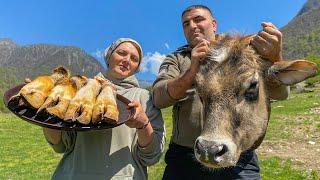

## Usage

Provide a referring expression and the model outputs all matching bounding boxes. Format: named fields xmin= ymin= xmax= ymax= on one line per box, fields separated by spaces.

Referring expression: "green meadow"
xmin=1 ymin=90 xmax=319 ymax=180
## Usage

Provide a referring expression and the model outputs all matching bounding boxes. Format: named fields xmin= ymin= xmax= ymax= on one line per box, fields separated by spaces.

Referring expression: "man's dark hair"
xmin=181 ymin=5 xmax=214 ymax=18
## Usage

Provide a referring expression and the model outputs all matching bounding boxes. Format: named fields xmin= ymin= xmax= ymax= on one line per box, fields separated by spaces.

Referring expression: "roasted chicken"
xmin=9 ymin=67 xmax=70 ymax=109
xmin=8 ymin=67 xmax=123 ymax=126
xmin=37 ymin=75 xmax=88 ymax=119
xmin=92 ymin=81 xmax=119 ymax=124
xmin=64 ymin=76 xmax=105 ymax=124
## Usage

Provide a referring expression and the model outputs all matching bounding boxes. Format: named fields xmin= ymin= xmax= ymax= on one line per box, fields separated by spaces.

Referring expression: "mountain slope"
xmin=0 ymin=39 xmax=105 ymax=80
xmin=296 ymin=0 xmax=320 ymax=16
xmin=281 ymin=0 xmax=320 ymax=59
xmin=0 ymin=39 xmax=107 ymax=112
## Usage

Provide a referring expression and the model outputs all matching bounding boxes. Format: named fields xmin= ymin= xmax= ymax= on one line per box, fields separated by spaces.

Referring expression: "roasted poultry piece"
xmin=8 ymin=67 xmax=122 ymax=126
xmin=9 ymin=67 xmax=70 ymax=109
xmin=92 ymin=81 xmax=119 ymax=124
xmin=64 ymin=76 xmax=105 ymax=124
xmin=37 ymin=75 xmax=88 ymax=119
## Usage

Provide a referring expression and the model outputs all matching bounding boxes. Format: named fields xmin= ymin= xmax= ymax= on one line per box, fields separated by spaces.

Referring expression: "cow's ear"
xmin=268 ymin=60 xmax=318 ymax=85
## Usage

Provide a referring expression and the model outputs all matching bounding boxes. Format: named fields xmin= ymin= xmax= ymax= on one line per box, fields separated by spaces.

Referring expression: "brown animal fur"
xmin=194 ymin=34 xmax=317 ymax=169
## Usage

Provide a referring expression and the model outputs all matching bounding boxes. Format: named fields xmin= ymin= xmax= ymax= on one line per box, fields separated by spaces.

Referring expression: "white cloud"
xmin=165 ymin=43 xmax=170 ymax=50
xmin=140 ymin=52 xmax=166 ymax=75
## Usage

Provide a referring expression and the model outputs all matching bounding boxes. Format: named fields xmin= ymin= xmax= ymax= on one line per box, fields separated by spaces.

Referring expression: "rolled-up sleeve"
xmin=134 ymin=93 xmax=165 ymax=166
xmin=48 ymin=131 xmax=77 ymax=154
xmin=152 ymin=53 xmax=181 ymax=109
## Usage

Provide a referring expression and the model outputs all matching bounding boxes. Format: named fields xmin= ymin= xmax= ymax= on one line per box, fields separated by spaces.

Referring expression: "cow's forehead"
xmin=197 ymin=35 xmax=269 ymax=95
xmin=210 ymin=67 xmax=257 ymax=90
xmin=209 ymin=36 xmax=262 ymax=65
xmin=199 ymin=37 xmax=265 ymax=93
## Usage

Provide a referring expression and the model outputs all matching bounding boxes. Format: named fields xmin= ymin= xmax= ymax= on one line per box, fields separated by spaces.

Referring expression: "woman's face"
xmin=108 ymin=42 xmax=140 ymax=79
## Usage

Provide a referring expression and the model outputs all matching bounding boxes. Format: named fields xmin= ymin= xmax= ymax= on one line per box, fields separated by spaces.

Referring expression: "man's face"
xmin=182 ymin=8 xmax=217 ymax=48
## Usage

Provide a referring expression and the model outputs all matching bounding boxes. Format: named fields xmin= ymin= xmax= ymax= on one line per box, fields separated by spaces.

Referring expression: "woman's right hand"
xmin=125 ymin=101 xmax=150 ymax=129
xmin=125 ymin=100 xmax=154 ymax=147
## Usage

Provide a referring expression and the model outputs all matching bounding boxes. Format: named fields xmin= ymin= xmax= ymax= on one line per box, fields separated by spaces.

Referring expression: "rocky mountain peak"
xmin=0 ymin=38 xmax=18 ymax=48
xmin=297 ymin=0 xmax=320 ymax=16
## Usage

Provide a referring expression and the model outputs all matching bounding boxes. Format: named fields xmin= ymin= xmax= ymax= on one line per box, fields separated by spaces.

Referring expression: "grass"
xmin=148 ymin=107 xmax=172 ymax=180
xmin=265 ymin=90 xmax=320 ymax=141
xmin=0 ymin=91 xmax=319 ymax=179
xmin=0 ymin=113 xmax=61 ymax=179
xmin=259 ymin=157 xmax=315 ymax=180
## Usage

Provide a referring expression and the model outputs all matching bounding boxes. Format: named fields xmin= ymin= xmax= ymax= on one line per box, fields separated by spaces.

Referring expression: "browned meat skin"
xmin=64 ymin=76 xmax=105 ymax=124
xmin=9 ymin=67 xmax=70 ymax=109
xmin=92 ymin=82 xmax=119 ymax=124
xmin=37 ymin=76 xmax=88 ymax=119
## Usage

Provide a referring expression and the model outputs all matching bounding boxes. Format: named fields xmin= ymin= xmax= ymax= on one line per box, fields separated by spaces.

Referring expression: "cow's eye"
xmin=244 ymin=81 xmax=258 ymax=101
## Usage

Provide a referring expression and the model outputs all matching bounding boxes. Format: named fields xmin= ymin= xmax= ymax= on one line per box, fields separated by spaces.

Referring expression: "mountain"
xmin=0 ymin=38 xmax=105 ymax=80
xmin=0 ymin=39 xmax=156 ymax=112
xmin=296 ymin=0 xmax=320 ymax=16
xmin=0 ymin=39 xmax=108 ymax=112
xmin=281 ymin=0 xmax=320 ymax=59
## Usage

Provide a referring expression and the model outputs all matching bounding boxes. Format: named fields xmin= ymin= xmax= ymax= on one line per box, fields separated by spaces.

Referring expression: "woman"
xmin=43 ymin=38 xmax=165 ymax=180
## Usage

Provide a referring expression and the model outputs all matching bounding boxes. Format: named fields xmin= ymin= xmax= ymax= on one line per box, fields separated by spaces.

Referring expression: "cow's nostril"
xmin=216 ymin=144 xmax=228 ymax=157
xmin=208 ymin=144 xmax=228 ymax=163
xmin=207 ymin=144 xmax=221 ymax=155
xmin=195 ymin=139 xmax=206 ymax=156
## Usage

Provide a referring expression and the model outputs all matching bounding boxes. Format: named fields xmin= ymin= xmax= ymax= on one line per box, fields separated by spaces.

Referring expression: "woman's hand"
xmin=125 ymin=100 xmax=150 ymax=129
xmin=126 ymin=100 xmax=154 ymax=147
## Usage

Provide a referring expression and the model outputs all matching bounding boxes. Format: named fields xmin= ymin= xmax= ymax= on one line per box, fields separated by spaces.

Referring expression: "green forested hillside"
xmin=0 ymin=39 xmax=105 ymax=91
xmin=305 ymin=55 xmax=320 ymax=86
xmin=0 ymin=67 xmax=20 ymax=113
xmin=283 ymin=27 xmax=320 ymax=60
xmin=281 ymin=1 xmax=320 ymax=59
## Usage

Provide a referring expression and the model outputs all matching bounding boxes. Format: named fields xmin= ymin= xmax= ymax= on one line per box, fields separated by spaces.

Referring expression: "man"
xmin=152 ymin=5 xmax=288 ymax=180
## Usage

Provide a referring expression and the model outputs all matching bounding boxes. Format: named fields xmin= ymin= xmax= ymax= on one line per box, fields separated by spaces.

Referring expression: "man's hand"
xmin=166 ymin=38 xmax=210 ymax=101
xmin=251 ymin=22 xmax=283 ymax=62
xmin=190 ymin=38 xmax=211 ymax=73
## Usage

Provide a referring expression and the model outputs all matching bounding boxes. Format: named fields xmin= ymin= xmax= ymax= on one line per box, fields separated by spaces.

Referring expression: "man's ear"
xmin=268 ymin=60 xmax=318 ymax=85
xmin=212 ymin=19 xmax=217 ymax=33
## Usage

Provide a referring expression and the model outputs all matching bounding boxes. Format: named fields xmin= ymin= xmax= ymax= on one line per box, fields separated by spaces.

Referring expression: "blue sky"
xmin=0 ymin=0 xmax=306 ymax=80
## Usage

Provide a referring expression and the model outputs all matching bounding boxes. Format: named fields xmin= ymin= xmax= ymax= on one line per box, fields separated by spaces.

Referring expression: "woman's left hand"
xmin=125 ymin=100 xmax=149 ymax=129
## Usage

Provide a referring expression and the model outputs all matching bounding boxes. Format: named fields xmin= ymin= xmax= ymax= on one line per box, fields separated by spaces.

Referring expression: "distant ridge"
xmin=281 ymin=0 xmax=320 ymax=59
xmin=0 ymin=39 xmax=105 ymax=80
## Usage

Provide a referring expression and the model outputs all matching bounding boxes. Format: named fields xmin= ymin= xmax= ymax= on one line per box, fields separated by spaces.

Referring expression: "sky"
xmin=0 ymin=0 xmax=307 ymax=81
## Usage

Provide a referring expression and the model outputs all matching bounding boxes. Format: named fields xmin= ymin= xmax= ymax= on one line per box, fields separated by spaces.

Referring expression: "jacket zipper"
xmin=174 ymin=103 xmax=181 ymax=140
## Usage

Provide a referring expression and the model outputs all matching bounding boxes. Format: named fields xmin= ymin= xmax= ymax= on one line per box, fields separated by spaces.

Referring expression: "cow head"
xmin=194 ymin=35 xmax=317 ymax=168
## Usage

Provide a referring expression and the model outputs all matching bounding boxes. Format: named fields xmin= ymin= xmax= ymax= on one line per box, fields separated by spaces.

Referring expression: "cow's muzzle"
xmin=194 ymin=137 xmax=238 ymax=168
xmin=195 ymin=138 xmax=228 ymax=163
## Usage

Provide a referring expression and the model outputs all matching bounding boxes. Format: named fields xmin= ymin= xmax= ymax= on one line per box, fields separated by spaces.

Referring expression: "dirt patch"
xmin=310 ymin=106 xmax=320 ymax=114
xmin=257 ymin=112 xmax=320 ymax=173
xmin=257 ymin=140 xmax=320 ymax=173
